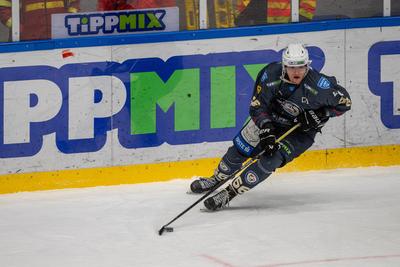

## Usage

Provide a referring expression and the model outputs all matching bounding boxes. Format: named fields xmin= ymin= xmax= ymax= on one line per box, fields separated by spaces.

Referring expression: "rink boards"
xmin=1 ymin=18 xmax=400 ymax=193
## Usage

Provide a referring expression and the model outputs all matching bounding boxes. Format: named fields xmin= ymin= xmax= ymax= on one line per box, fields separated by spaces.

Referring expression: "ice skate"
xmin=203 ymin=185 xmax=237 ymax=211
xmin=190 ymin=175 xmax=219 ymax=194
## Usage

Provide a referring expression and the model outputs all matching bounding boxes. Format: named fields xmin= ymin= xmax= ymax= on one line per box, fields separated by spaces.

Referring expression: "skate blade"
xmin=200 ymin=208 xmax=214 ymax=212
xmin=186 ymin=190 xmax=207 ymax=195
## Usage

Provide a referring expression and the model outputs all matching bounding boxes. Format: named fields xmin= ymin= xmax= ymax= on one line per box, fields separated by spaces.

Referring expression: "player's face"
xmin=286 ymin=66 xmax=307 ymax=84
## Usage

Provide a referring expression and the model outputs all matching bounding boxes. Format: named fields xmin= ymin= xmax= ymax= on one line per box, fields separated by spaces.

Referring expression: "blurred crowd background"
xmin=0 ymin=0 xmax=399 ymax=42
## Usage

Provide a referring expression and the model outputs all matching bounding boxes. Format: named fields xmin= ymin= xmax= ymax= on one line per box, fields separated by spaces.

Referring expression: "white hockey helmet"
xmin=282 ymin=43 xmax=311 ymax=67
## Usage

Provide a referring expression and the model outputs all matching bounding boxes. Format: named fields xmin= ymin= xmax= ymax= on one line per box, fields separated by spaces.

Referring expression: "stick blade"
xmin=158 ymin=226 xmax=174 ymax=236
xmin=158 ymin=227 xmax=166 ymax=236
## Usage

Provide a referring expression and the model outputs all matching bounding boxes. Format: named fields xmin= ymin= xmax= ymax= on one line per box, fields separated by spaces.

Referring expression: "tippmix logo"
xmin=65 ymin=10 xmax=166 ymax=36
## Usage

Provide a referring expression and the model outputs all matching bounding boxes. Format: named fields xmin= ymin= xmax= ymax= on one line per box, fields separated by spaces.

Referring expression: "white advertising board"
xmin=0 ymin=26 xmax=399 ymax=175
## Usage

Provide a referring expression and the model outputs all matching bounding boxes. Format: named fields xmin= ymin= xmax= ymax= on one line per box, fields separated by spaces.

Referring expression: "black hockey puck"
xmin=165 ymin=227 xmax=174 ymax=232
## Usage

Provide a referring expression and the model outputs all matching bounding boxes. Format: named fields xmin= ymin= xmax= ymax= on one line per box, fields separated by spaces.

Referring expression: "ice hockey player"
xmin=190 ymin=43 xmax=352 ymax=211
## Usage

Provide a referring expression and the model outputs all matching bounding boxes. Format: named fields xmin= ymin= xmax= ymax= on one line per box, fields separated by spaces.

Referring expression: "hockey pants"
xmin=217 ymin=129 xmax=315 ymax=194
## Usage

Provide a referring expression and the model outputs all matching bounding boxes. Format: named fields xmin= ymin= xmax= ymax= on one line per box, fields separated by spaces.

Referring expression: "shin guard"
xmin=230 ymin=152 xmax=284 ymax=194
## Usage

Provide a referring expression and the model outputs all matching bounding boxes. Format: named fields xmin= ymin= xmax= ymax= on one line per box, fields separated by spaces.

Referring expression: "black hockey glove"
xmin=295 ymin=109 xmax=328 ymax=131
xmin=259 ymin=122 xmax=278 ymax=154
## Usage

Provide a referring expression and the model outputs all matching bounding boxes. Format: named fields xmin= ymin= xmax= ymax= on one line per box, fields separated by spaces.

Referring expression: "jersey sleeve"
xmin=249 ymin=64 xmax=278 ymax=128
xmin=325 ymin=82 xmax=352 ymax=117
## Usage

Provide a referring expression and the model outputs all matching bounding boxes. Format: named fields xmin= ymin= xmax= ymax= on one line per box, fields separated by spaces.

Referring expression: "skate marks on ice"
xmin=0 ymin=166 xmax=399 ymax=267
xmin=199 ymin=253 xmax=400 ymax=267
xmin=170 ymin=167 xmax=400 ymax=267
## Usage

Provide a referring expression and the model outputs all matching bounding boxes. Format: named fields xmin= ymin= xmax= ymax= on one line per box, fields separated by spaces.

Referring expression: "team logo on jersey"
xmin=317 ymin=77 xmax=331 ymax=89
xmin=277 ymin=99 xmax=301 ymax=116
xmin=245 ymin=171 xmax=259 ymax=184
xmin=261 ymin=71 xmax=268 ymax=82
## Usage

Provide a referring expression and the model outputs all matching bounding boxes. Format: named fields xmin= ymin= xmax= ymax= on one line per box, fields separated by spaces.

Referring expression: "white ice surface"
xmin=1 ymin=166 xmax=400 ymax=267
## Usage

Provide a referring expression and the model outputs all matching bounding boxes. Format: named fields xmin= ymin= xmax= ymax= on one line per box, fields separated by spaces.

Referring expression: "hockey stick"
xmin=158 ymin=123 xmax=301 ymax=235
